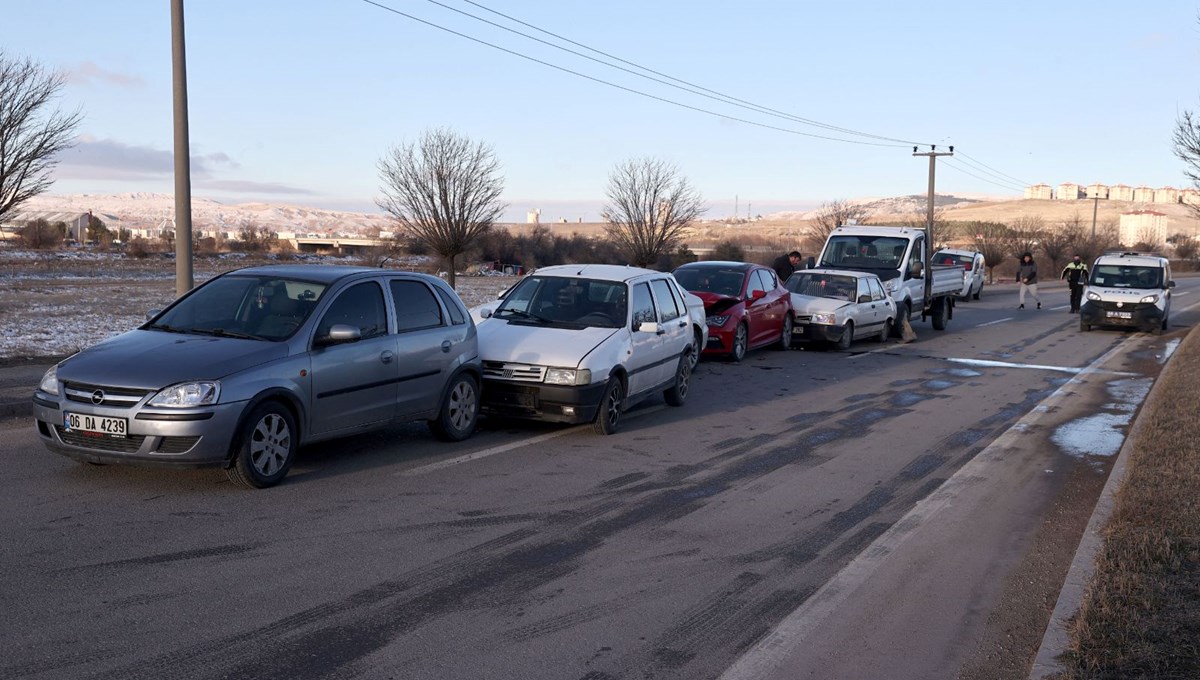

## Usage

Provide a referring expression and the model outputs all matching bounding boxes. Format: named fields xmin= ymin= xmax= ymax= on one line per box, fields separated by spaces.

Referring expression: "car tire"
xmin=428 ymin=373 xmax=479 ymax=442
xmin=973 ymin=284 xmax=982 ymax=300
xmin=688 ymin=328 xmax=702 ymax=370
xmin=931 ymin=297 xmax=948 ymax=331
xmin=891 ymin=301 xmax=911 ymax=338
xmin=775 ymin=314 xmax=794 ymax=350
xmin=876 ymin=318 xmax=892 ymax=342
xmin=226 ymin=402 xmax=297 ymax=489
xmin=1080 ymin=318 xmax=1091 ymax=332
xmin=663 ymin=352 xmax=692 ymax=407
xmin=836 ymin=321 xmax=854 ymax=350
xmin=593 ymin=377 xmax=624 ymax=435
xmin=730 ymin=322 xmax=749 ymax=362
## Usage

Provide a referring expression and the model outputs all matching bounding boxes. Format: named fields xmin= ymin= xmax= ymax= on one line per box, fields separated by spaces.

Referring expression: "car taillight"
xmin=964 ymin=263 xmax=973 ymax=271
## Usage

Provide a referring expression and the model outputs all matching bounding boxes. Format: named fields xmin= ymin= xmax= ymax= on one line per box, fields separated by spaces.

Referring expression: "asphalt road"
xmin=3 ymin=280 xmax=1197 ymax=680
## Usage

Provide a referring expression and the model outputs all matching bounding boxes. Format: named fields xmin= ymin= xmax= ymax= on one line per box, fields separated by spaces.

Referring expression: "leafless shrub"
xmin=602 ymin=157 xmax=706 ymax=268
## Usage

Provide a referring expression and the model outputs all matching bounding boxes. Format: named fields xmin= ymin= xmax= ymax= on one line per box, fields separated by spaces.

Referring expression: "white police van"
xmin=1080 ymin=252 xmax=1174 ymax=334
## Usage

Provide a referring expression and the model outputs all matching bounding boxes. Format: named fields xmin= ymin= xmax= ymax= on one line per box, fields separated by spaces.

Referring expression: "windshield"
xmin=672 ymin=266 xmax=746 ymax=297
xmin=149 ymin=275 xmax=328 ymax=341
xmin=1090 ymin=264 xmax=1163 ymax=289
xmin=495 ymin=276 xmax=627 ymax=328
xmin=785 ymin=273 xmax=858 ymax=302
xmin=821 ymin=236 xmax=909 ymax=269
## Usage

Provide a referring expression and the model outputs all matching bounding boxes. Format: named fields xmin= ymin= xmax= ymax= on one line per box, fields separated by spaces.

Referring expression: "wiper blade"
xmin=496 ymin=308 xmax=548 ymax=323
xmin=147 ymin=323 xmax=188 ymax=334
xmin=188 ymin=327 xmax=266 ymax=341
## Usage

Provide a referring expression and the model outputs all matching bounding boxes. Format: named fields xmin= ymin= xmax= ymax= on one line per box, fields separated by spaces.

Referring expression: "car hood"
xmin=789 ymin=294 xmax=852 ymax=315
xmin=477 ymin=321 xmax=618 ymax=368
xmin=57 ymin=329 xmax=291 ymax=389
xmin=690 ymin=291 xmax=744 ymax=315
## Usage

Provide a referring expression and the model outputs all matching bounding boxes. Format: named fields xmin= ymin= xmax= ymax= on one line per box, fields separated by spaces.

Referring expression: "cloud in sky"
xmin=197 ymin=179 xmax=315 ymax=195
xmin=66 ymin=62 xmax=144 ymax=88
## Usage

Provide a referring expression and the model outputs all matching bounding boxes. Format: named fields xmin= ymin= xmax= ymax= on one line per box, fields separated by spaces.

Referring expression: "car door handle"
xmin=441 ymin=340 xmax=453 ymax=353
xmin=380 ymin=350 xmax=394 ymax=364
xmin=677 ymin=320 xmax=686 ymax=327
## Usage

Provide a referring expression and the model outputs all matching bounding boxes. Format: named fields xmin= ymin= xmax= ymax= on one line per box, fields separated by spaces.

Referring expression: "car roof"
xmin=228 ymin=264 xmax=393 ymax=284
xmin=676 ymin=261 xmax=755 ymax=271
xmin=1094 ymin=254 xmax=1168 ymax=267
xmin=797 ymin=268 xmax=877 ymax=279
xmin=529 ymin=263 xmax=663 ymax=283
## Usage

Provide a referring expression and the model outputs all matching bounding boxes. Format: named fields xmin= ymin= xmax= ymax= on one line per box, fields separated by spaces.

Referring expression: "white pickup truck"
xmin=816 ymin=225 xmax=965 ymax=331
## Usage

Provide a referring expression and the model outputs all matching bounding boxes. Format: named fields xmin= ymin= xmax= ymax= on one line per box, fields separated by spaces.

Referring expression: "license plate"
xmin=795 ymin=326 xmax=805 ymax=335
xmin=1106 ymin=311 xmax=1132 ymax=319
xmin=64 ymin=412 xmax=128 ymax=438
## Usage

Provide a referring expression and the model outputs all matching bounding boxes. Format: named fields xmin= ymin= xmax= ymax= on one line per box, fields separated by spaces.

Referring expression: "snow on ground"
xmin=0 ymin=249 xmax=515 ymax=360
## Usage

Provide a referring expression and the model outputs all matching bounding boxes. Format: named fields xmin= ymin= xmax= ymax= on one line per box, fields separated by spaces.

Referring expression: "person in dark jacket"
xmin=773 ymin=251 xmax=802 ymax=283
xmin=1016 ymin=252 xmax=1040 ymax=309
xmin=1060 ymin=255 xmax=1090 ymax=313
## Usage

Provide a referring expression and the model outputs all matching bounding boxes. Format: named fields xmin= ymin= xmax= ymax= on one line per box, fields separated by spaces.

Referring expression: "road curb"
xmin=1027 ymin=327 xmax=1191 ymax=678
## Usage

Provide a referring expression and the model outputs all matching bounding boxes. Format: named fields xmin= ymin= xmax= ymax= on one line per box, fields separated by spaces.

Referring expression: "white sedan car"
xmin=784 ymin=269 xmax=897 ymax=350
xmin=474 ymin=265 xmax=705 ymax=434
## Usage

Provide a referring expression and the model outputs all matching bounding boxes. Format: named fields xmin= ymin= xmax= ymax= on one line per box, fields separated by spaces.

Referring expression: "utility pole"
xmin=912 ymin=145 xmax=954 ymax=307
xmin=1091 ymin=195 xmax=1099 ymax=237
xmin=171 ymin=0 xmax=194 ymax=296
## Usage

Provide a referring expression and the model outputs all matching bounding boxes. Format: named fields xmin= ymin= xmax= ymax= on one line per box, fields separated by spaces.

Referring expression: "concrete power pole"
xmin=912 ymin=145 xmax=954 ymax=306
xmin=171 ymin=0 xmax=194 ymax=296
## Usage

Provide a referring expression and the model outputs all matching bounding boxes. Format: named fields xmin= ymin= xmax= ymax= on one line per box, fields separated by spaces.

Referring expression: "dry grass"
xmin=1061 ymin=327 xmax=1200 ymax=678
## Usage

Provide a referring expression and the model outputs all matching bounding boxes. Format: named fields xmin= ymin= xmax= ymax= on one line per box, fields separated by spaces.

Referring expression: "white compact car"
xmin=934 ymin=248 xmax=986 ymax=301
xmin=784 ymin=269 xmax=897 ymax=349
xmin=1080 ymin=252 xmax=1174 ymax=334
xmin=474 ymin=264 xmax=702 ymax=434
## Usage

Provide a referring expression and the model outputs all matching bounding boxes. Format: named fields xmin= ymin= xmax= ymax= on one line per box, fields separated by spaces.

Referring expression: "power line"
xmin=954 ymin=151 xmax=1031 ymax=187
xmin=941 ymin=158 xmax=1024 ymax=192
xmin=441 ymin=0 xmax=930 ymax=146
xmin=357 ymin=0 xmax=911 ymax=148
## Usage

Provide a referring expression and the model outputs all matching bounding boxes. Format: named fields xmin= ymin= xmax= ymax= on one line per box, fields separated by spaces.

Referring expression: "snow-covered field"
xmin=0 ymin=249 xmax=515 ymax=360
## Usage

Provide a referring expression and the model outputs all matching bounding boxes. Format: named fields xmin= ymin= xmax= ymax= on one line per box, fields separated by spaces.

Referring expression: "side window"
xmin=746 ymin=270 xmax=767 ymax=296
xmin=390 ymin=280 xmax=444 ymax=332
xmin=757 ymin=269 xmax=777 ymax=291
xmin=856 ymin=279 xmax=870 ymax=302
xmin=433 ymin=286 xmax=467 ymax=326
xmin=650 ymin=278 xmax=681 ymax=322
xmin=908 ymin=238 xmax=923 ymax=274
xmin=316 ymin=281 xmax=387 ymax=339
xmin=631 ymin=282 xmax=656 ymax=327
xmin=669 ymin=279 xmax=690 ymax=318
xmin=868 ymin=277 xmax=885 ymax=301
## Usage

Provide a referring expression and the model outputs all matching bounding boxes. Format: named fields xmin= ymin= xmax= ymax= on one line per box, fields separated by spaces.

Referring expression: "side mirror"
xmin=805 ymin=256 xmax=816 ymax=270
xmin=1168 ymin=280 xmax=1176 ymax=288
xmin=315 ymin=323 xmax=362 ymax=347
xmin=637 ymin=321 xmax=664 ymax=335
xmin=909 ymin=262 xmax=924 ymax=279
xmin=145 ymin=309 xmax=161 ymax=320
xmin=480 ymin=308 xmax=494 ymax=319
xmin=748 ymin=289 xmax=767 ymax=302
xmin=857 ymin=294 xmax=872 ymax=304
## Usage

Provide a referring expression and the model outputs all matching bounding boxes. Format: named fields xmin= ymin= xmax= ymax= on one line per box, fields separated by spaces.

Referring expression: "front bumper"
xmin=481 ymin=380 xmax=608 ymax=424
xmin=33 ymin=395 xmax=245 ymax=467
xmin=703 ymin=325 xmax=734 ymax=355
xmin=1080 ymin=301 xmax=1162 ymax=331
xmin=792 ymin=323 xmax=844 ymax=344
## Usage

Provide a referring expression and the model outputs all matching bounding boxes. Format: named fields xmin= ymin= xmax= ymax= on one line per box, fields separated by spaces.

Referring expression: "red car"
xmin=672 ymin=261 xmax=794 ymax=361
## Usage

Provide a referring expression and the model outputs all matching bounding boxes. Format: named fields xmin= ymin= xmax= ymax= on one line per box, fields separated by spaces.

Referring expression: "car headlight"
xmin=1086 ymin=291 xmax=1101 ymax=301
xmin=885 ymin=279 xmax=901 ymax=293
xmin=149 ymin=381 xmax=221 ymax=407
xmin=812 ymin=312 xmax=837 ymax=325
xmin=706 ymin=314 xmax=731 ymax=327
xmin=1139 ymin=294 xmax=1159 ymax=304
xmin=544 ymin=368 xmax=591 ymax=386
xmin=38 ymin=365 xmax=60 ymax=396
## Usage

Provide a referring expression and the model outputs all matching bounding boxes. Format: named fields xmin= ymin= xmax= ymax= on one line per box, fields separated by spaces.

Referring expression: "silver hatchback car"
xmin=32 ymin=265 xmax=481 ymax=488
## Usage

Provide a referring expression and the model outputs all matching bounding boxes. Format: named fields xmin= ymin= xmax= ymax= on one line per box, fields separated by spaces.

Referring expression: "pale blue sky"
xmin=7 ymin=0 xmax=1200 ymax=221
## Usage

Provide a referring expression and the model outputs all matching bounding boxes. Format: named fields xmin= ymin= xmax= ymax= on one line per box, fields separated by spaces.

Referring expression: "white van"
xmin=1080 ymin=252 xmax=1174 ymax=334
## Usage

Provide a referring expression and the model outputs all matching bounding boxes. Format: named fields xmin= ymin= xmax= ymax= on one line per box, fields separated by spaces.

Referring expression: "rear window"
xmin=934 ymin=252 xmax=975 ymax=269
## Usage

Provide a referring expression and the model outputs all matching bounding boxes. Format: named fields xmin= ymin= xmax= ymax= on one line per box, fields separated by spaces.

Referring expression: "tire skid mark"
xmin=61 ymin=542 xmax=263 ymax=572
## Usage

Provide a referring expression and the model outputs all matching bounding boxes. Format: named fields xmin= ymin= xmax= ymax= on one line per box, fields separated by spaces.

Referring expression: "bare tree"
xmin=1173 ymin=235 xmax=1199 ymax=263
xmin=968 ymin=221 xmax=1010 ymax=284
xmin=1173 ymin=109 xmax=1200 ymax=218
xmin=806 ymin=199 xmax=868 ymax=245
xmin=0 ymin=52 xmax=83 ymax=224
xmin=377 ymin=128 xmax=505 ymax=288
xmin=1004 ymin=215 xmax=1046 ymax=261
xmin=899 ymin=206 xmax=952 ymax=247
xmin=1041 ymin=213 xmax=1085 ymax=275
xmin=601 ymin=158 xmax=705 ymax=268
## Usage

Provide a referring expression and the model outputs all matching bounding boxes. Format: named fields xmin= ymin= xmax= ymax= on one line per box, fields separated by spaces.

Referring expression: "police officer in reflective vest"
xmin=1061 ymin=255 xmax=1090 ymax=313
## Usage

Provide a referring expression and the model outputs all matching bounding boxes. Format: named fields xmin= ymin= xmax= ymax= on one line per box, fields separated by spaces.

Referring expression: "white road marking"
xmin=717 ymin=340 xmax=1137 ymax=680
xmin=398 ymin=404 xmax=667 ymax=476
xmin=943 ymin=356 xmax=1137 ymax=376
xmin=976 ymin=317 xmax=1013 ymax=327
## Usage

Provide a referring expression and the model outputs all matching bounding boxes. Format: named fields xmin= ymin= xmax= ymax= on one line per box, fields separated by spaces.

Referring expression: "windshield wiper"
xmin=189 ymin=328 xmax=267 ymax=341
xmin=147 ymin=322 xmax=188 ymax=334
xmin=496 ymin=308 xmax=548 ymax=323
